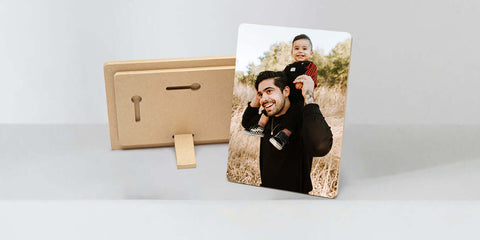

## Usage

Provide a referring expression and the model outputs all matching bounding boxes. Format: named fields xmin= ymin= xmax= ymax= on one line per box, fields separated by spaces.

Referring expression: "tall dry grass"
xmin=227 ymin=79 xmax=346 ymax=198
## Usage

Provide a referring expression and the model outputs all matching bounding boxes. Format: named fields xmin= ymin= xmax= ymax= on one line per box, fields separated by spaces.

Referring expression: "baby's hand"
xmin=293 ymin=75 xmax=315 ymax=98
xmin=295 ymin=82 xmax=303 ymax=89
xmin=293 ymin=75 xmax=310 ymax=90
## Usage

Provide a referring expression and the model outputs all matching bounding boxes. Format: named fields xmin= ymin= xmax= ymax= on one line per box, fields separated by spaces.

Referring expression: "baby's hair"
xmin=292 ymin=34 xmax=312 ymax=48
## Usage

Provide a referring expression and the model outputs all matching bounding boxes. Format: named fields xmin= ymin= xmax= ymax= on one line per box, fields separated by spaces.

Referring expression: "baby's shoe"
xmin=269 ymin=131 xmax=289 ymax=150
xmin=243 ymin=124 xmax=265 ymax=137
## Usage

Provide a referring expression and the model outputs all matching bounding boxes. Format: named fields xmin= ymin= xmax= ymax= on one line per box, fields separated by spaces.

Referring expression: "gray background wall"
xmin=1 ymin=0 xmax=479 ymax=125
xmin=1 ymin=2 xmax=479 ymax=239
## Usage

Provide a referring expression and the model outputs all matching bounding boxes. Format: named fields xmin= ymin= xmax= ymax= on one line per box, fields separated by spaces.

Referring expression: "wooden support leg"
xmin=174 ymin=134 xmax=196 ymax=169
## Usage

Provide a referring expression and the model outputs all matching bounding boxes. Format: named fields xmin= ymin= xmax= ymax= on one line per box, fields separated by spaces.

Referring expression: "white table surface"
xmin=1 ymin=124 xmax=479 ymax=239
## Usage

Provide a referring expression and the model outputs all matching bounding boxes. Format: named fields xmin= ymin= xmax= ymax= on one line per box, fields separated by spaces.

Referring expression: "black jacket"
xmin=242 ymin=103 xmax=333 ymax=193
xmin=283 ymin=61 xmax=318 ymax=104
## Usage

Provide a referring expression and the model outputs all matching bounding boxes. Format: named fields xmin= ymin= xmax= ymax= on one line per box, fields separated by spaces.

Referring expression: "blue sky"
xmin=235 ymin=24 xmax=351 ymax=72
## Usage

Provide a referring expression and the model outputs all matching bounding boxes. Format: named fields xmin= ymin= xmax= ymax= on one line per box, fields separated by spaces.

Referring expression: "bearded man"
xmin=241 ymin=71 xmax=333 ymax=194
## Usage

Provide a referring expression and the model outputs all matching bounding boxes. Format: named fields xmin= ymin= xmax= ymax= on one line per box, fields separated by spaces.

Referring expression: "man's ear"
xmin=283 ymin=86 xmax=290 ymax=97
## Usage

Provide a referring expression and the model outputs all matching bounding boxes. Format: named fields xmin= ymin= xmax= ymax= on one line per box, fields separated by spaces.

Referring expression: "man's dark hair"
xmin=254 ymin=71 xmax=288 ymax=91
xmin=293 ymin=34 xmax=312 ymax=48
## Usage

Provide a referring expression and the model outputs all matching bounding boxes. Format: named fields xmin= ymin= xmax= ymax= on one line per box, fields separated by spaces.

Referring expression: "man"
xmin=242 ymin=71 xmax=333 ymax=194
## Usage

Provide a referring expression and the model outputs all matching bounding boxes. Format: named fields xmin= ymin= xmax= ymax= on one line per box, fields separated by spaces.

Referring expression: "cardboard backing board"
xmin=104 ymin=56 xmax=236 ymax=149
xmin=114 ymin=66 xmax=234 ymax=147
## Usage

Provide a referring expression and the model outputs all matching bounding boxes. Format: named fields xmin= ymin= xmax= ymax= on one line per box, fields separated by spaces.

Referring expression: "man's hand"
xmin=250 ymin=92 xmax=261 ymax=108
xmin=293 ymin=75 xmax=315 ymax=104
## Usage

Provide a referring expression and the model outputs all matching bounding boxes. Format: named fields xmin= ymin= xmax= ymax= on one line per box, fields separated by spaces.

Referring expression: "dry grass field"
xmin=226 ymin=80 xmax=347 ymax=198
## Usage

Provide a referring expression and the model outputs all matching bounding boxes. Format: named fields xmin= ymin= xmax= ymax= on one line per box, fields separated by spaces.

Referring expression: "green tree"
xmin=317 ymin=38 xmax=352 ymax=88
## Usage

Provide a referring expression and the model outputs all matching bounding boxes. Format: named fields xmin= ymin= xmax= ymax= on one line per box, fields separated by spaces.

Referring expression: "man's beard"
xmin=264 ymin=97 xmax=285 ymax=117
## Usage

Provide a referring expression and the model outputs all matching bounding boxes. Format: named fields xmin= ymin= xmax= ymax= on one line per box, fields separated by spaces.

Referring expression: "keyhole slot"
xmin=166 ymin=83 xmax=201 ymax=91
xmin=131 ymin=95 xmax=142 ymax=122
